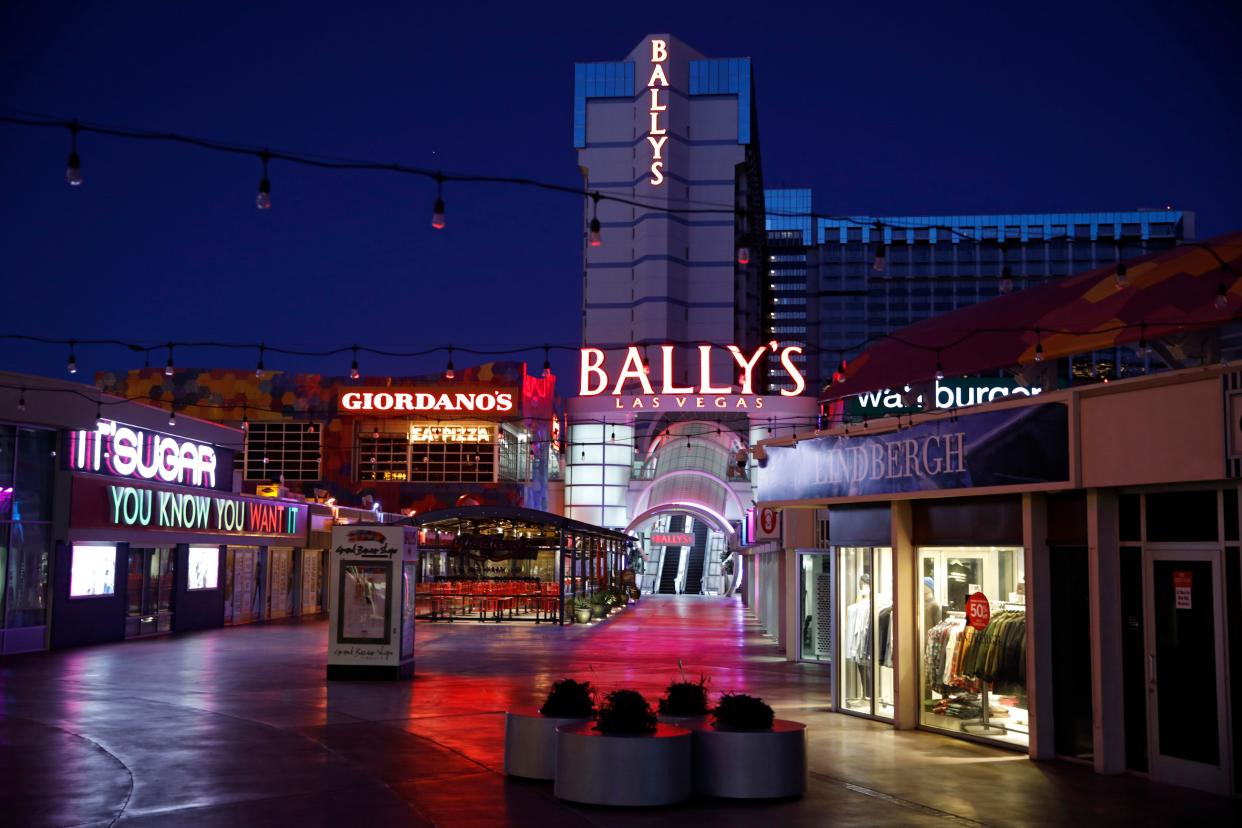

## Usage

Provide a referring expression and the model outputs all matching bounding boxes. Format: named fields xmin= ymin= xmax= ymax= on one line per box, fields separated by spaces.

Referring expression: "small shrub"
xmin=594 ymin=689 xmax=657 ymax=735
xmin=540 ymin=678 xmax=595 ymax=717
xmin=572 ymin=595 xmax=592 ymax=611
xmin=711 ymin=692 xmax=774 ymax=730
xmin=658 ymin=674 xmax=710 ymax=716
xmin=589 ymin=590 xmax=609 ymax=606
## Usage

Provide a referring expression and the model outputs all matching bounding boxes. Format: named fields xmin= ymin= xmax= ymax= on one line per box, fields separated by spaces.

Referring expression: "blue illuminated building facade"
xmin=765 ymin=189 xmax=1194 ymax=391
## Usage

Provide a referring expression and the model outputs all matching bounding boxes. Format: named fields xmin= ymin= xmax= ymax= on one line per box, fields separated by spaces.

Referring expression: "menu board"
xmin=339 ymin=563 xmax=391 ymax=643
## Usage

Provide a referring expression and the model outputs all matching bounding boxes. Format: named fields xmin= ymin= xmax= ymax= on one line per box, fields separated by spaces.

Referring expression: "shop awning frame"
xmin=403 ymin=504 xmax=635 ymax=545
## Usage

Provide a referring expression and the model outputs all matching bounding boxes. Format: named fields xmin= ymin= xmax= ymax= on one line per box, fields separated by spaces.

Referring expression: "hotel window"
xmin=357 ymin=434 xmax=409 ymax=482
xmin=243 ymin=422 xmax=322 ymax=482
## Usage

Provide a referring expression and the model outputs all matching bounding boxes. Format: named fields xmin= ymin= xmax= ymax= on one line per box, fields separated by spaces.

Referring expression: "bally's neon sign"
xmin=71 ymin=420 xmax=218 ymax=489
xmin=647 ymin=39 xmax=669 ymax=186
xmin=340 ymin=391 xmax=515 ymax=414
xmin=579 ymin=344 xmax=806 ymax=409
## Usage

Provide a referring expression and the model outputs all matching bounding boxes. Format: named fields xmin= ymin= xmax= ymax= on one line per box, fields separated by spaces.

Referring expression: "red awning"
xmin=822 ymin=229 xmax=1242 ymax=403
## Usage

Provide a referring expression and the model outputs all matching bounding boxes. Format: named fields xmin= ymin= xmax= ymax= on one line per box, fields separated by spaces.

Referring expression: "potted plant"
xmin=504 ymin=678 xmax=594 ymax=780
xmin=693 ymin=692 xmax=807 ymax=799
xmin=589 ymin=591 xmax=609 ymax=619
xmin=657 ymin=671 xmax=710 ymax=725
xmin=554 ymin=689 xmax=693 ymax=806
xmin=572 ymin=595 xmax=592 ymax=624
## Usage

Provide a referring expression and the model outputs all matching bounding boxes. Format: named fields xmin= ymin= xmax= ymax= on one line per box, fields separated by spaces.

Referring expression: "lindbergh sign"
xmin=579 ymin=344 xmax=806 ymax=401
xmin=339 ymin=389 xmax=515 ymax=415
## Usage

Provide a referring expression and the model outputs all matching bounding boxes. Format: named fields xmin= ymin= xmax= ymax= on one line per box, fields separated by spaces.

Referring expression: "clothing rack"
xmin=962 ymin=605 xmax=1023 ymax=737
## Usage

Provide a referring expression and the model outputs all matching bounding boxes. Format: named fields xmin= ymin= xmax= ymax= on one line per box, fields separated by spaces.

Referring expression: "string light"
xmin=542 ymin=345 xmax=551 ymax=378
xmin=736 ymin=242 xmax=750 ymax=265
xmin=432 ymin=173 xmax=446 ymax=229
xmin=445 ymin=346 xmax=455 ymax=380
xmin=65 ymin=122 xmax=83 ymax=186
xmin=1034 ymin=329 xmax=1045 ymax=362
xmin=256 ymin=344 xmax=265 ymax=378
xmin=1114 ymin=261 xmax=1128 ymax=289
xmin=18 ymin=387 xmax=26 ymax=412
xmin=67 ymin=341 xmax=77 ymax=375
xmin=256 ymin=150 xmax=272 ymax=210
xmin=350 ymin=345 xmax=360 ymax=380
xmin=1216 ymin=282 xmax=1229 ymax=311
xmin=241 ymin=405 xmax=249 ymax=430
xmin=168 ymin=403 xmax=176 ymax=427
xmin=164 ymin=344 xmax=175 ymax=376
xmin=872 ymin=242 xmax=886 ymax=273
xmin=1137 ymin=325 xmax=1150 ymax=357
xmin=999 ymin=265 xmax=1013 ymax=295
xmin=589 ymin=192 xmax=601 ymax=247
xmin=935 ymin=351 xmax=945 ymax=380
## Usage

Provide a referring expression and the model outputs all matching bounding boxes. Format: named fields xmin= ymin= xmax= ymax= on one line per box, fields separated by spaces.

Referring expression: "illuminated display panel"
xmin=188 ymin=545 xmax=220 ymax=590
xmin=409 ymin=425 xmax=492 ymax=443
xmin=71 ymin=544 xmax=117 ymax=598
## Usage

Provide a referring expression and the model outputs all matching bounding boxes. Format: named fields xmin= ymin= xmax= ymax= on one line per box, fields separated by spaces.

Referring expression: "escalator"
xmin=658 ymin=515 xmax=685 ymax=594
xmin=683 ymin=520 xmax=709 ymax=595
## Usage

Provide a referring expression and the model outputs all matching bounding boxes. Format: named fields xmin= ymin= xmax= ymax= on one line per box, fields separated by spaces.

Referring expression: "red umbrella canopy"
xmin=823 ymin=230 xmax=1242 ymax=403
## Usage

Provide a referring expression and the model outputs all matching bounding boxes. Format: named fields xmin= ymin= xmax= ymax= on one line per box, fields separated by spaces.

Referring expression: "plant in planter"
xmin=711 ymin=692 xmax=775 ymax=730
xmin=589 ymin=591 xmax=609 ymax=619
xmin=594 ymin=689 xmax=658 ymax=735
xmin=658 ymin=674 xmax=710 ymax=720
xmin=573 ymin=595 xmax=593 ymax=624
xmin=694 ymin=692 xmax=806 ymax=799
xmin=505 ymin=678 xmax=595 ymax=780
xmin=540 ymin=678 xmax=595 ymax=717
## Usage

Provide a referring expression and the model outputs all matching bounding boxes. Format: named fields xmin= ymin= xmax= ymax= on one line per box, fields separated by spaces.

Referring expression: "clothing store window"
xmin=838 ymin=546 xmax=894 ymax=721
xmin=919 ymin=546 xmax=1028 ymax=748
xmin=799 ymin=552 xmax=832 ymax=664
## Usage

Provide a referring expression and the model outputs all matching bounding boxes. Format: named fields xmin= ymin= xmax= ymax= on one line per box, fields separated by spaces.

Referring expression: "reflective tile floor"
xmin=2 ymin=596 xmax=1239 ymax=827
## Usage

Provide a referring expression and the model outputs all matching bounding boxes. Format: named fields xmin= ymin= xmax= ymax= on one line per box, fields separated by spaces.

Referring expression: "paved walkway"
xmin=1 ymin=596 xmax=1238 ymax=827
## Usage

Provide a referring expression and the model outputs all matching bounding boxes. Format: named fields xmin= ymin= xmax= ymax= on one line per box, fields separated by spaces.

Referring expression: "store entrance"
xmin=1143 ymin=548 xmax=1231 ymax=793
xmin=125 ymin=547 xmax=173 ymax=638
xmin=225 ymin=546 xmax=261 ymax=625
xmin=837 ymin=546 xmax=894 ymax=721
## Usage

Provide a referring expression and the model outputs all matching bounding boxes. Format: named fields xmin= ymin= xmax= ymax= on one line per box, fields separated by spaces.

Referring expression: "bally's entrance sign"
xmin=757 ymin=403 xmax=1070 ymax=502
xmin=646 ymin=38 xmax=669 ymax=186
xmin=580 ymin=344 xmax=806 ymax=410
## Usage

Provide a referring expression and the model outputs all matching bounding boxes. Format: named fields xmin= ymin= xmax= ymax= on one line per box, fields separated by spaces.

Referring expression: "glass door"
xmin=125 ymin=547 xmax=173 ymax=638
xmin=227 ymin=546 xmax=259 ymax=625
xmin=798 ymin=551 xmax=832 ymax=663
xmin=1143 ymin=548 xmax=1231 ymax=793
xmin=837 ymin=546 xmax=894 ymax=721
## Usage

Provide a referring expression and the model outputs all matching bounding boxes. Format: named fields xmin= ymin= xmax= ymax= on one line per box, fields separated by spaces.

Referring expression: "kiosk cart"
xmin=327 ymin=524 xmax=417 ymax=680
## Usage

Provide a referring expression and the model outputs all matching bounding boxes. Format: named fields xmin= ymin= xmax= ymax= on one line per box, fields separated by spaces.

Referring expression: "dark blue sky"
xmin=3 ymin=1 xmax=1240 ymax=383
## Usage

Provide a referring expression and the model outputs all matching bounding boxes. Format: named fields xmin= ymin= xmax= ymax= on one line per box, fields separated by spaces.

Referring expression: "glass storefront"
xmin=267 ymin=547 xmax=295 ymax=619
xmin=224 ymin=546 xmax=261 ymax=625
xmin=0 ymin=426 xmax=55 ymax=643
xmin=838 ymin=546 xmax=894 ymax=720
xmin=124 ymin=547 xmax=174 ymax=638
xmin=919 ymin=546 xmax=1028 ymax=748
xmin=798 ymin=553 xmax=832 ymax=662
xmin=300 ymin=549 xmax=325 ymax=615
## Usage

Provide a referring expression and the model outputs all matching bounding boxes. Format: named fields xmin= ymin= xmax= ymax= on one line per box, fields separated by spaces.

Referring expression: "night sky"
xmin=3 ymin=1 xmax=1240 ymax=385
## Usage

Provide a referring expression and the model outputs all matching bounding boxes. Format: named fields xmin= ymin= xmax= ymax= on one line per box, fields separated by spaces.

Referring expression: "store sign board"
xmin=757 ymin=403 xmax=1070 ymax=502
xmin=847 ymin=379 xmax=1044 ymax=418
xmin=339 ymin=387 xmax=516 ymax=416
xmin=1174 ymin=571 xmax=1192 ymax=609
xmin=68 ymin=419 xmax=225 ymax=491
xmin=328 ymin=525 xmax=417 ymax=671
xmin=965 ymin=592 xmax=991 ymax=630
xmin=70 ymin=475 xmax=306 ymax=539
xmin=651 ymin=532 xmax=694 ymax=546
xmin=580 ymin=344 xmax=807 ymax=409
xmin=646 ymin=38 xmax=669 ymax=186
xmin=409 ymin=425 xmax=492 ymax=443
xmin=755 ymin=506 xmax=780 ymax=540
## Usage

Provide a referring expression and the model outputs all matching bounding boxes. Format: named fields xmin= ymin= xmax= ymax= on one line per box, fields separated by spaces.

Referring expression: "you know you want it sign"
xmin=757 ymin=403 xmax=1070 ymax=502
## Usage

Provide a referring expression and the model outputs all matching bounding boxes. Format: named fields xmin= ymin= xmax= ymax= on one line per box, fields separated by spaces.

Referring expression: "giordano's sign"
xmin=579 ymin=344 xmax=806 ymax=410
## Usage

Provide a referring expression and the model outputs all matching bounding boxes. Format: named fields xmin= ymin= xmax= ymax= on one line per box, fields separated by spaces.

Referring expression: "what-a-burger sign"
xmin=339 ymin=385 xmax=516 ymax=417
xmin=579 ymin=344 xmax=807 ymax=409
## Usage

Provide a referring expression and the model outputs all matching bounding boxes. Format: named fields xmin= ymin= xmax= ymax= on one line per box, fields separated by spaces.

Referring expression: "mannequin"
xmin=846 ymin=573 xmax=873 ymax=700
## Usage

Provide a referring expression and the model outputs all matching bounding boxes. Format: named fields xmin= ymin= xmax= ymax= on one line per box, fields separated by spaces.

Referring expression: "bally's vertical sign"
xmin=647 ymin=38 xmax=669 ymax=185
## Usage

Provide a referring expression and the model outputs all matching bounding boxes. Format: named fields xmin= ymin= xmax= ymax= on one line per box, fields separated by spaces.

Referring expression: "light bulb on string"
xmin=589 ymin=192 xmax=601 ymax=247
xmin=872 ymin=243 xmax=886 ymax=273
xmin=1114 ymin=262 xmax=1128 ymax=289
xmin=168 ymin=403 xmax=176 ymax=427
xmin=736 ymin=244 xmax=750 ymax=265
xmin=67 ymin=341 xmax=77 ymax=375
xmin=65 ymin=122 xmax=83 ymax=186
xmin=445 ymin=346 xmax=455 ymax=380
xmin=1034 ymin=329 xmax=1045 ymax=363
xmin=164 ymin=344 xmax=175 ymax=376
xmin=18 ymin=387 xmax=27 ymax=413
xmin=1216 ymin=282 xmax=1229 ymax=311
xmin=256 ymin=345 xmax=265 ymax=378
xmin=935 ymin=352 xmax=945 ymax=381
xmin=1137 ymin=325 xmax=1150 ymax=357
xmin=350 ymin=346 xmax=360 ymax=380
xmin=432 ymin=173 xmax=446 ymax=229
xmin=542 ymin=345 xmax=551 ymax=378
xmin=256 ymin=150 xmax=272 ymax=210
xmin=241 ymin=406 xmax=249 ymax=430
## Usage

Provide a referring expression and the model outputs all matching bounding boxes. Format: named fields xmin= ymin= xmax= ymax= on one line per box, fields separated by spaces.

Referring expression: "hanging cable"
xmin=445 ymin=346 xmax=455 ymax=380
